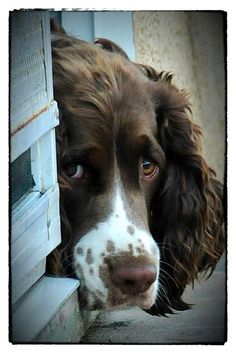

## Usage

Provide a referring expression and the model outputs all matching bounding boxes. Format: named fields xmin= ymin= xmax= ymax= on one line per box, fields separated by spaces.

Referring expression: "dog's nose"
xmin=110 ymin=264 xmax=157 ymax=294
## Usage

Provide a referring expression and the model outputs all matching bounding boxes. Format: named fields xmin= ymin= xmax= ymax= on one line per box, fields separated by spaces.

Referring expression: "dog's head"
xmin=48 ymin=30 xmax=224 ymax=315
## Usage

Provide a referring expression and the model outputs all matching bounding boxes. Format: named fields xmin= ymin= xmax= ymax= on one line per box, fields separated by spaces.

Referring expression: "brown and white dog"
xmin=47 ymin=23 xmax=225 ymax=316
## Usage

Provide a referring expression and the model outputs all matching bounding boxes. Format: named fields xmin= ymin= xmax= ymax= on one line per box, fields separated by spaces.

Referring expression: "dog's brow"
xmin=69 ymin=143 xmax=103 ymax=157
xmin=137 ymin=134 xmax=159 ymax=154
xmin=137 ymin=134 xmax=166 ymax=167
xmin=137 ymin=134 xmax=155 ymax=149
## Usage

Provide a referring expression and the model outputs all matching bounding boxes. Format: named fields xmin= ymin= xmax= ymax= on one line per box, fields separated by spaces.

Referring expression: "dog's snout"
xmin=110 ymin=264 xmax=157 ymax=295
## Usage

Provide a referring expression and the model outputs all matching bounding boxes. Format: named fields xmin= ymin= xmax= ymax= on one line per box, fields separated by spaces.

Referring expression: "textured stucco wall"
xmin=133 ymin=12 xmax=225 ymax=182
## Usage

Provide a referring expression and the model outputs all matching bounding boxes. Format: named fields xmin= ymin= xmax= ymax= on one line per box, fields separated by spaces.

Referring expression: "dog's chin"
xmin=79 ymin=282 xmax=157 ymax=312
xmin=107 ymin=297 xmax=155 ymax=311
xmin=107 ymin=285 xmax=157 ymax=311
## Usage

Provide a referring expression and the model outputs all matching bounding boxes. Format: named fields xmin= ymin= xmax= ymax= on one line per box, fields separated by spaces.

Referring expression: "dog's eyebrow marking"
xmin=115 ymin=214 xmax=119 ymax=218
xmin=86 ymin=249 xmax=94 ymax=265
xmin=127 ymin=225 xmax=135 ymax=235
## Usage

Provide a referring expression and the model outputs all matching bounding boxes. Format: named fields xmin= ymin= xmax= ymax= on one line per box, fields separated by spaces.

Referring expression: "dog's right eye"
xmin=68 ymin=164 xmax=84 ymax=179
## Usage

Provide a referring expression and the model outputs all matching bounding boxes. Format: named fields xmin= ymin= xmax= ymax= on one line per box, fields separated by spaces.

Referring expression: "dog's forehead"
xmin=58 ymin=47 xmax=158 ymax=153
xmin=68 ymin=109 xmax=157 ymax=158
xmin=69 ymin=81 xmax=157 ymax=139
xmin=53 ymin=41 xmax=158 ymax=142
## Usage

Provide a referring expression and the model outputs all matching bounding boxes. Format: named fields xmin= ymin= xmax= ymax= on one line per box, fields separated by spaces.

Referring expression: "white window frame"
xmin=10 ymin=11 xmax=61 ymax=307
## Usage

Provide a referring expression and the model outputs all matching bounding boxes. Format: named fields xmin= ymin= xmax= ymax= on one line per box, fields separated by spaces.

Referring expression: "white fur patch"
xmin=74 ymin=185 xmax=160 ymax=310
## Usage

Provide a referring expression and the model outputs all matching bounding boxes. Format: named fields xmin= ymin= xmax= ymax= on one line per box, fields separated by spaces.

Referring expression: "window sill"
xmin=12 ymin=276 xmax=81 ymax=342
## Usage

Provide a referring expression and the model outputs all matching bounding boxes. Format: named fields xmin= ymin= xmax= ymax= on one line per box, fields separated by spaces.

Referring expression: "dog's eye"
xmin=141 ymin=159 xmax=158 ymax=178
xmin=69 ymin=164 xmax=84 ymax=179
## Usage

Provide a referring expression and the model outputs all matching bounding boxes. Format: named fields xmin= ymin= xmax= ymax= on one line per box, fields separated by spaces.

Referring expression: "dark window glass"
xmin=10 ymin=149 xmax=35 ymax=206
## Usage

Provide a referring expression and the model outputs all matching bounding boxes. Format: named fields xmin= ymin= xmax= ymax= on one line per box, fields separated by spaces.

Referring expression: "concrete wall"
xmin=133 ymin=12 xmax=225 ymax=182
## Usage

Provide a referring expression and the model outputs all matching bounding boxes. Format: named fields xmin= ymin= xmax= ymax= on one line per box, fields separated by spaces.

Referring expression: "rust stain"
xmin=10 ymin=103 xmax=54 ymax=136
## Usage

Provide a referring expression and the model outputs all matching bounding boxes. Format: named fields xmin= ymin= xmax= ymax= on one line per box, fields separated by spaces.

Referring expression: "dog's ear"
xmin=50 ymin=17 xmax=67 ymax=34
xmin=94 ymin=38 xmax=130 ymax=60
xmin=146 ymin=68 xmax=225 ymax=315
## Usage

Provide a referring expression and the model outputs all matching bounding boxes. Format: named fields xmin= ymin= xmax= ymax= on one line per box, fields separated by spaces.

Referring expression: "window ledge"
xmin=12 ymin=276 xmax=81 ymax=342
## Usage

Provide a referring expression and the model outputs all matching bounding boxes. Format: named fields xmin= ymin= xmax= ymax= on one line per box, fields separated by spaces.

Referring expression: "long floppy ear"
xmin=146 ymin=70 xmax=225 ymax=315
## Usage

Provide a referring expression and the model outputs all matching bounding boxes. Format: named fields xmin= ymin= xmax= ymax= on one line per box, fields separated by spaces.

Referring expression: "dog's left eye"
xmin=141 ymin=159 xmax=158 ymax=178
xmin=69 ymin=164 xmax=84 ymax=179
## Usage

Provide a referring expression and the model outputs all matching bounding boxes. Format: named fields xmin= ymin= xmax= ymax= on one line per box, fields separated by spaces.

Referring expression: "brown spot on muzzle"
xmin=76 ymin=247 xmax=84 ymax=256
xmin=128 ymin=243 xmax=134 ymax=254
xmin=107 ymin=240 xmax=115 ymax=253
xmin=127 ymin=225 xmax=135 ymax=235
xmin=86 ymin=249 xmax=94 ymax=265
xmin=89 ymin=267 xmax=94 ymax=275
